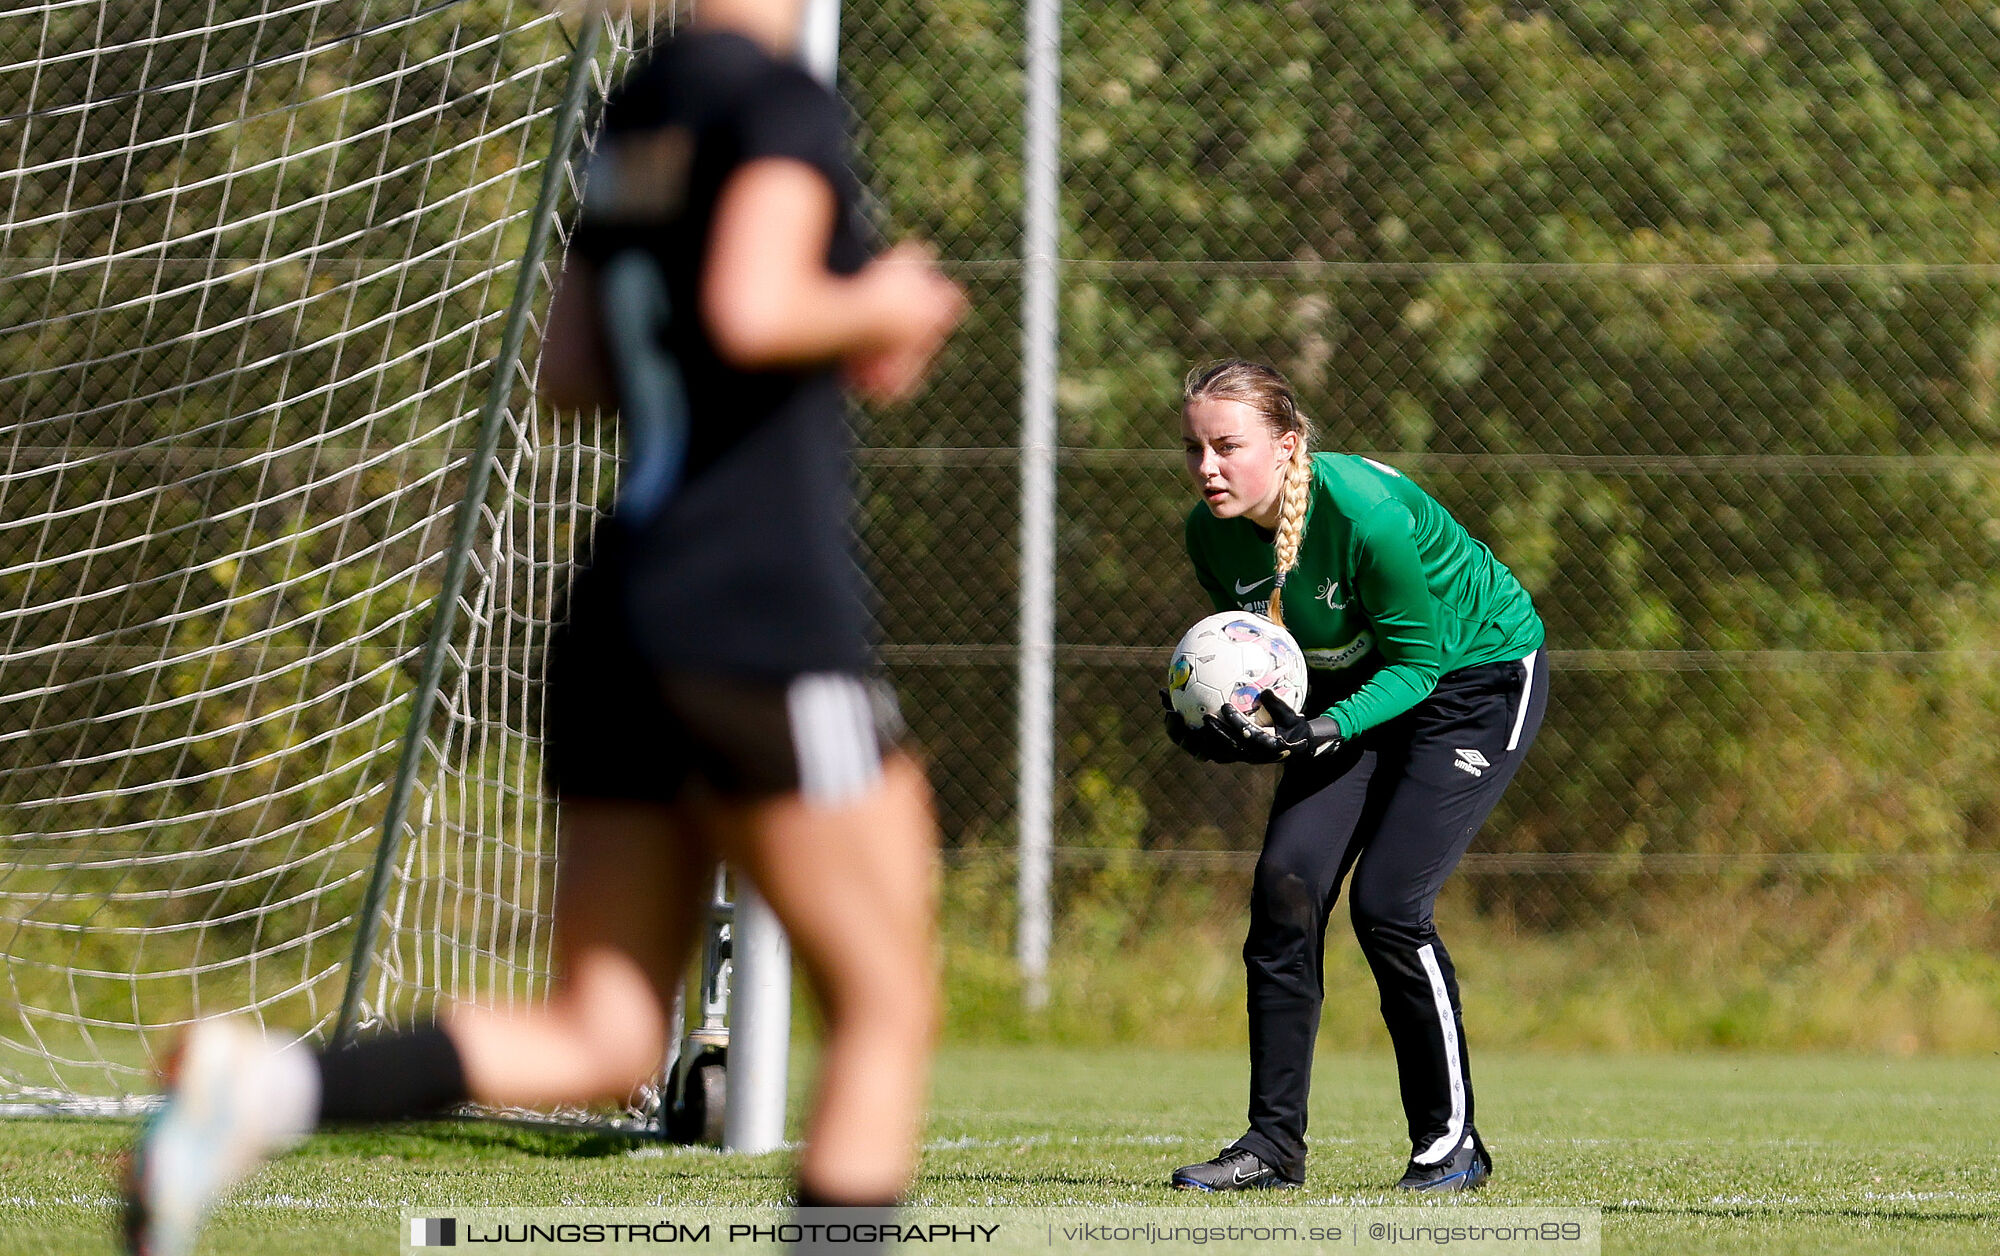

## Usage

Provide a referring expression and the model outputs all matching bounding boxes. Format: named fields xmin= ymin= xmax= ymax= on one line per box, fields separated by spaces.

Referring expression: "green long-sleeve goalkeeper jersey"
xmin=1183 ymin=452 xmax=1544 ymax=738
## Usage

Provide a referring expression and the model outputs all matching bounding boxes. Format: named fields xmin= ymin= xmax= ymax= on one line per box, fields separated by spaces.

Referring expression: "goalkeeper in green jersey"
xmin=1162 ymin=360 xmax=1546 ymax=1194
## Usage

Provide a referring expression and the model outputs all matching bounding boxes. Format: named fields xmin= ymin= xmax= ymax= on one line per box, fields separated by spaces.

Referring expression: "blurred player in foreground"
xmin=1162 ymin=360 xmax=1545 ymax=1193
xmin=123 ymin=1 xmax=965 ymax=1251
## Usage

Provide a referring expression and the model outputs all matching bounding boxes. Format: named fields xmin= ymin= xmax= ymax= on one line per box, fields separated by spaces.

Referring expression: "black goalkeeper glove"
xmin=1159 ymin=688 xmax=1255 ymax=764
xmin=1213 ymin=692 xmax=1345 ymax=763
xmin=1259 ymin=692 xmax=1346 ymax=759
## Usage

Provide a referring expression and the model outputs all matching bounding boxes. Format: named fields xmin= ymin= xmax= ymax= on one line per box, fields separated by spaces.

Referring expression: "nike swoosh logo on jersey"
xmin=1234 ymin=575 xmax=1275 ymax=595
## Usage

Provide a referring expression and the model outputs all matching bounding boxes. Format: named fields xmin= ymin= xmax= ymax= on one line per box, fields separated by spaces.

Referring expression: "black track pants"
xmin=1230 ymin=650 xmax=1547 ymax=1183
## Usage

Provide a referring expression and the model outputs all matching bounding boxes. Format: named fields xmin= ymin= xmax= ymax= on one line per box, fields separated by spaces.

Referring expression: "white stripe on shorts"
xmin=1412 ymin=942 xmax=1468 ymax=1165
xmin=787 ymin=674 xmax=883 ymax=805
xmin=1505 ymin=650 xmax=1538 ymax=752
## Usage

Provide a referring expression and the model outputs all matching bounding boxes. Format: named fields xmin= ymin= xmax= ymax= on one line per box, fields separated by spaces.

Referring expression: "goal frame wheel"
xmin=667 ymin=1045 xmax=727 ymax=1146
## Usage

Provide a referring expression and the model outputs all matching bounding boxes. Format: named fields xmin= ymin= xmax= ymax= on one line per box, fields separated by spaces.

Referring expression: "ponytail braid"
xmin=1266 ymin=436 xmax=1313 ymax=627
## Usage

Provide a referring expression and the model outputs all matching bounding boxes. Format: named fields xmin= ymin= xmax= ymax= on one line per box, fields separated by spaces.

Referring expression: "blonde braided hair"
xmin=1182 ymin=359 xmax=1315 ymax=626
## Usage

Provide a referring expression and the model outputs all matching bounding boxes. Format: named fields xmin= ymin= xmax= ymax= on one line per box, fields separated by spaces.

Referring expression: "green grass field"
xmin=0 ymin=1046 xmax=1994 ymax=1255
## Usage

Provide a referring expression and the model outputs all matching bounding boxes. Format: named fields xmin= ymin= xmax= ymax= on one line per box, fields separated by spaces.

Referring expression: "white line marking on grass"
xmin=1512 ymin=1136 xmax=1833 ymax=1149
xmin=924 ymin=1135 xmax=1049 ymax=1150
xmin=626 ymin=1142 xmax=796 ymax=1159
xmin=921 ymin=1133 xmax=1350 ymax=1151
xmin=0 ymin=1193 xmax=418 ymax=1210
xmin=241 ymin=1195 xmax=387 ymax=1209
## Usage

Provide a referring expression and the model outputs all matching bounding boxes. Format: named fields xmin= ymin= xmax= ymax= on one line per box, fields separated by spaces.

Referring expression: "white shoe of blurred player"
xmin=122 ymin=1019 xmax=318 ymax=1256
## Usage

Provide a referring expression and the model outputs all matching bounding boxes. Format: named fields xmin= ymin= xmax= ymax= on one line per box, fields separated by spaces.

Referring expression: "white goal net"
xmin=0 ymin=1 xmax=639 ymax=1109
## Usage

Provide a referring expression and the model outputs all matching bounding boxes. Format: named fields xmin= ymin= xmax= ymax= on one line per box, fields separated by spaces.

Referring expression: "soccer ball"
xmin=1166 ymin=611 xmax=1308 ymax=728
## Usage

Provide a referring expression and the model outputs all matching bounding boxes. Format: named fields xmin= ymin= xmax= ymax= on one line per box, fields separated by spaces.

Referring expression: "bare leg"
xmin=448 ymin=798 xmax=714 ymax=1109
xmin=697 ymin=753 xmax=940 ymax=1202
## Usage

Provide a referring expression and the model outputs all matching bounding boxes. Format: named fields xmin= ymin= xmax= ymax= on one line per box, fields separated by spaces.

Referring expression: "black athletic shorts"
xmin=544 ymin=564 xmax=905 ymax=805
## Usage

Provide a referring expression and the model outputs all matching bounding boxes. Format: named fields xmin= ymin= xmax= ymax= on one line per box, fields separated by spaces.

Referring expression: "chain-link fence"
xmin=848 ymin=0 xmax=2000 ymax=1050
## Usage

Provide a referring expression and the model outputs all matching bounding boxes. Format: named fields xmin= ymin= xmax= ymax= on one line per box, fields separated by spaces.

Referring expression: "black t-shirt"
xmin=567 ymin=29 xmax=875 ymax=677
